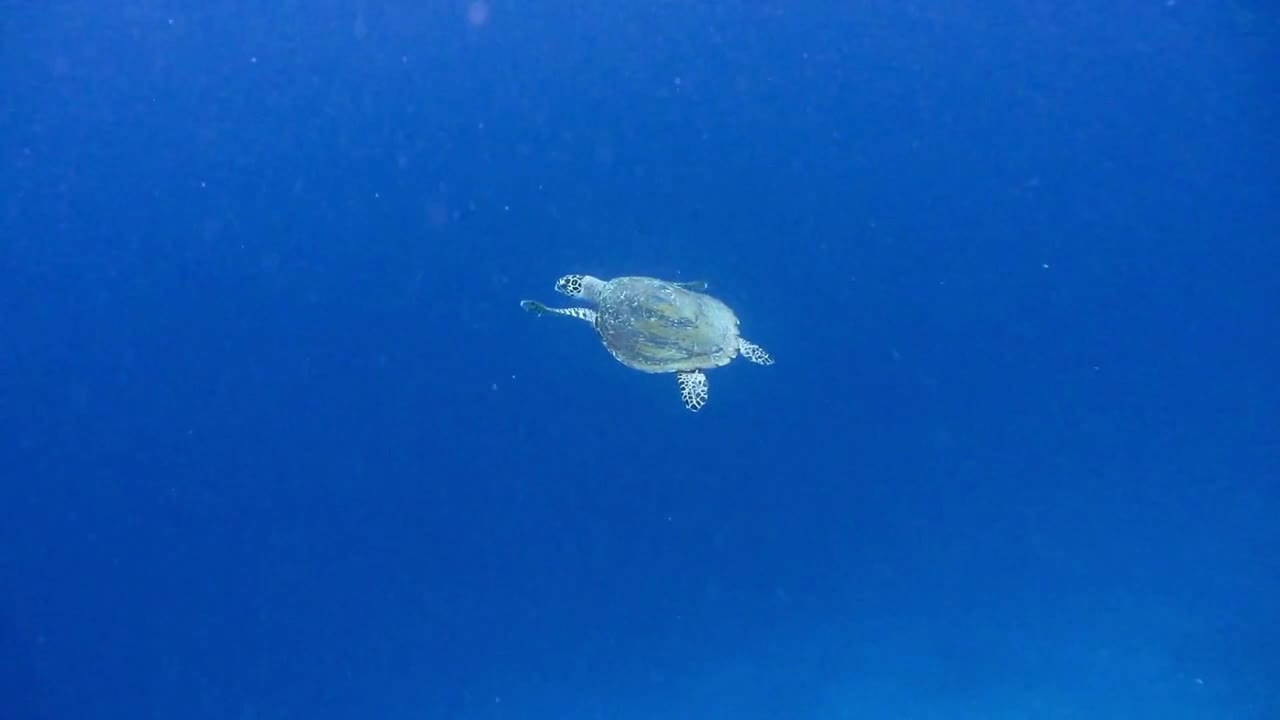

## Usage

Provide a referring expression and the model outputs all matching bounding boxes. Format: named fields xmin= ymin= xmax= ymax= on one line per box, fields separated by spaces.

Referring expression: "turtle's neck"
xmin=580 ymin=275 xmax=606 ymax=303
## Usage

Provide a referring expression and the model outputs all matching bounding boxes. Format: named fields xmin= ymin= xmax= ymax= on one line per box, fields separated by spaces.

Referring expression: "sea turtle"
xmin=520 ymin=274 xmax=774 ymax=412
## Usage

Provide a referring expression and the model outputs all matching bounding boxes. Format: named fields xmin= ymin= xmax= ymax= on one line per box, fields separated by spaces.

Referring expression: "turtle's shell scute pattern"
xmin=592 ymin=277 xmax=741 ymax=373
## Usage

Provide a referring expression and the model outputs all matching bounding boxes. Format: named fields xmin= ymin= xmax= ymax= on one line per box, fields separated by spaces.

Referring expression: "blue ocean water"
xmin=2 ymin=2 xmax=1277 ymax=718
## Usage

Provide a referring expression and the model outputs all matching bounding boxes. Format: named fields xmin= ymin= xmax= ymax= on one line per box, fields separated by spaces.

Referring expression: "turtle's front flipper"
xmin=677 ymin=370 xmax=709 ymax=412
xmin=673 ymin=280 xmax=708 ymax=292
xmin=521 ymin=300 xmax=596 ymax=324
xmin=738 ymin=338 xmax=774 ymax=365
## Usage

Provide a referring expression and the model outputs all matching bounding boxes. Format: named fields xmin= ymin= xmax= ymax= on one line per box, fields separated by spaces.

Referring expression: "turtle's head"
xmin=555 ymin=274 xmax=604 ymax=302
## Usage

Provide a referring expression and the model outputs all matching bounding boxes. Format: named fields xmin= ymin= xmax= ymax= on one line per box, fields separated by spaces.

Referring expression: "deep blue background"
xmin=2 ymin=2 xmax=1277 ymax=718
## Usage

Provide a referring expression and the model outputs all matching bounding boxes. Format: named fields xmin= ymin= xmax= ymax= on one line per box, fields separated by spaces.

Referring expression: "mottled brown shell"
xmin=592 ymin=277 xmax=741 ymax=373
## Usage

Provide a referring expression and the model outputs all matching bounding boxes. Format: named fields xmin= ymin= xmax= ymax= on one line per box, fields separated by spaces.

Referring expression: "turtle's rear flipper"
xmin=677 ymin=370 xmax=709 ymax=412
xmin=738 ymin=338 xmax=774 ymax=365
xmin=520 ymin=300 xmax=596 ymax=324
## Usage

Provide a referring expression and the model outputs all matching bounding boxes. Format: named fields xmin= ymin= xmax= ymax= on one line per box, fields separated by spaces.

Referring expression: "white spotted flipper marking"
xmin=521 ymin=300 xmax=596 ymax=324
xmin=738 ymin=338 xmax=774 ymax=365
xmin=677 ymin=370 xmax=709 ymax=412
